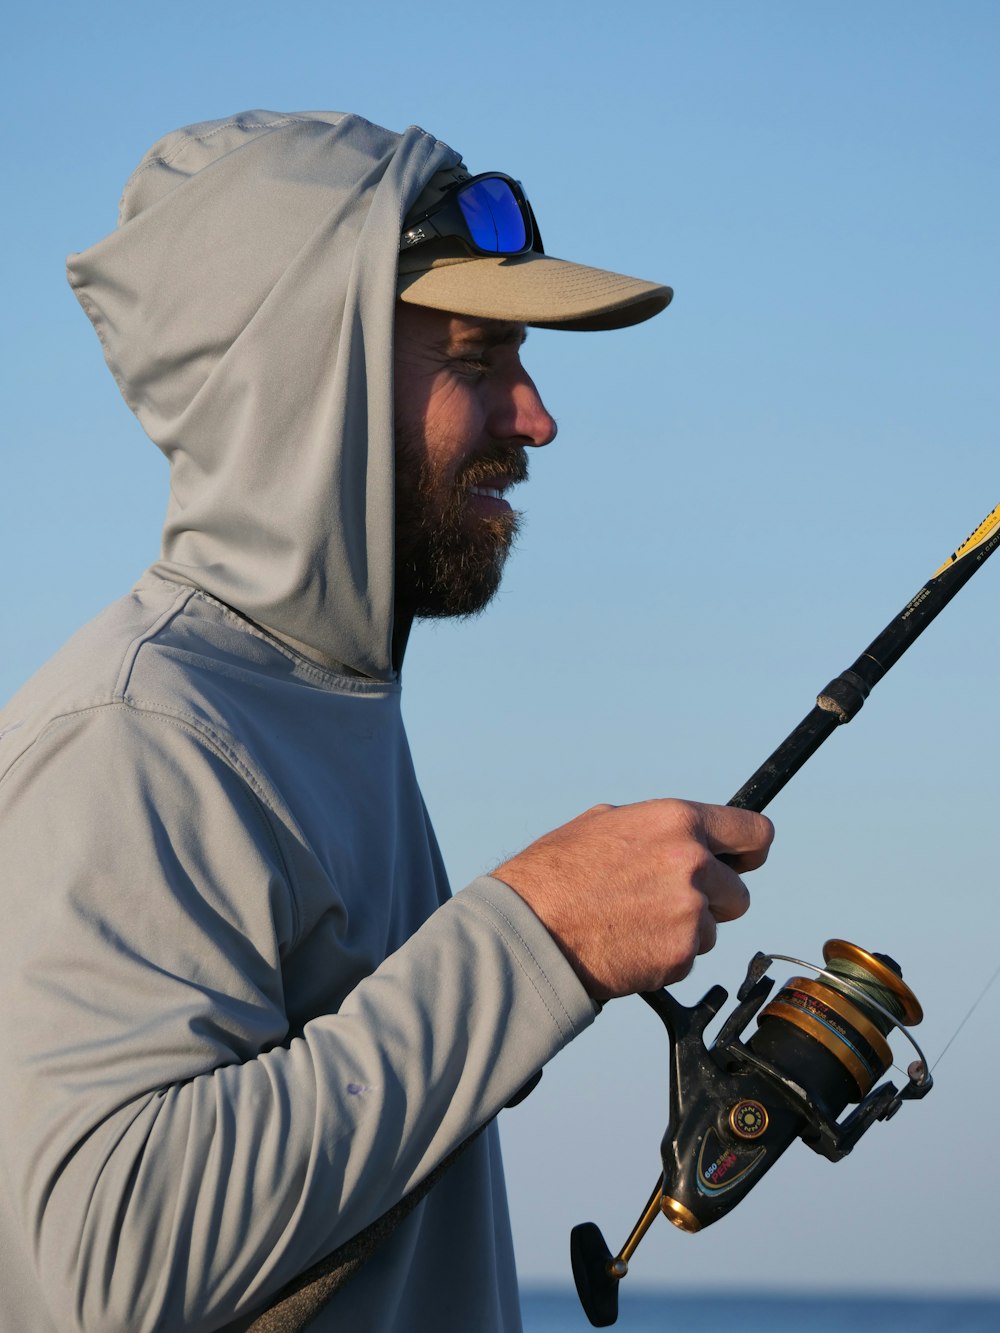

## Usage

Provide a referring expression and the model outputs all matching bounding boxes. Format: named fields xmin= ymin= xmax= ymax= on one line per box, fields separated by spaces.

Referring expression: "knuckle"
xmin=678 ymin=896 xmax=707 ymax=949
xmin=660 ymin=797 xmax=701 ymax=834
xmin=586 ymin=802 xmax=617 ymax=816
xmin=682 ymin=843 xmax=715 ymax=885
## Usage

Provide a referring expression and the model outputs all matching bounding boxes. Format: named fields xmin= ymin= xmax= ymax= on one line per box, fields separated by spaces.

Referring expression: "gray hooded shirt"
xmin=0 ymin=111 xmax=595 ymax=1332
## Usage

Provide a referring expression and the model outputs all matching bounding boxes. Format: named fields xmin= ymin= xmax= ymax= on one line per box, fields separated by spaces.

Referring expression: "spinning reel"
xmin=567 ymin=505 xmax=1000 ymax=1326
xmin=571 ymin=939 xmax=930 ymax=1326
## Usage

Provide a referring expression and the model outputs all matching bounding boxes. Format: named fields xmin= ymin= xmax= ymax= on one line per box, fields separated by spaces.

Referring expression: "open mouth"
xmin=467 ymin=481 xmax=517 ymax=514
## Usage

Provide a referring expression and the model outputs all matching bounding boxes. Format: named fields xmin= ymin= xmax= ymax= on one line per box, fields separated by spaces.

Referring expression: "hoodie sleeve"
xmin=0 ymin=703 xmax=594 ymax=1332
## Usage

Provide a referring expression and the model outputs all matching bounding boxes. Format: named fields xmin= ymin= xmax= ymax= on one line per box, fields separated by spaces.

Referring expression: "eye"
xmin=456 ymin=355 xmax=492 ymax=379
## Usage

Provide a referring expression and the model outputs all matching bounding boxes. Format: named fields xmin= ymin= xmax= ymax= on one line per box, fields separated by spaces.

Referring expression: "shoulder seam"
xmin=113 ymin=583 xmax=197 ymax=699
xmin=1 ymin=699 xmax=302 ymax=943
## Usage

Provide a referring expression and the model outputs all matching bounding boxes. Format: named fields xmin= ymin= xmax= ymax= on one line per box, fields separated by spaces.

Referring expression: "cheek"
xmin=422 ymin=385 xmax=487 ymax=473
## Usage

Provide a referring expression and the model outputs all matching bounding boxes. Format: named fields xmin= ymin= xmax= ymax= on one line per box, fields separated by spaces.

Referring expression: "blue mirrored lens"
xmin=457 ymin=178 xmax=527 ymax=253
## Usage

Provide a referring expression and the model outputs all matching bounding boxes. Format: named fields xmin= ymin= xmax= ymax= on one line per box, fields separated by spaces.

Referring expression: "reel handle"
xmin=571 ymin=1172 xmax=666 ymax=1328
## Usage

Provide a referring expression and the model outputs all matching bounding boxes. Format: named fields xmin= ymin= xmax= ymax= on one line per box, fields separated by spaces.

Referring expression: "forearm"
xmin=4 ymin=876 xmax=590 ymax=1332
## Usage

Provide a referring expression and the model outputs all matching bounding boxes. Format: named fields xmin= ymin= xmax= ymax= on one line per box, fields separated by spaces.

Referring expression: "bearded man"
xmin=0 ymin=111 xmax=772 ymax=1332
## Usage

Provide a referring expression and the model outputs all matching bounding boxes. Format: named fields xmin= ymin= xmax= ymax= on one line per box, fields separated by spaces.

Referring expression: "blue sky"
xmin=4 ymin=0 xmax=999 ymax=1302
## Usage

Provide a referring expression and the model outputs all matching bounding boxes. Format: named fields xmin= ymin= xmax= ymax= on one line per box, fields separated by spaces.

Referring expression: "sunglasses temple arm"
xmin=526 ymin=200 xmax=544 ymax=254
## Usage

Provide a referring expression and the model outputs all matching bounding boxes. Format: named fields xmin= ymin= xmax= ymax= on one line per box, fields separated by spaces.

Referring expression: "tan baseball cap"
xmin=396 ymin=166 xmax=673 ymax=332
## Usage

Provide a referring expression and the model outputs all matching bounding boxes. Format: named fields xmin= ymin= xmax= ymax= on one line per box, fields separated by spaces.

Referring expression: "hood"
xmin=67 ymin=110 xmax=461 ymax=681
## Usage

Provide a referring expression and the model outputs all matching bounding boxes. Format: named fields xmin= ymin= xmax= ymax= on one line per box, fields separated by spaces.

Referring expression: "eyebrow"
xmin=447 ymin=323 xmax=528 ymax=351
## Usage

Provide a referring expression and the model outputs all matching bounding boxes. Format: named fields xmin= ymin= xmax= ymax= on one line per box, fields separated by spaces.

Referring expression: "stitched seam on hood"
xmin=121 ymin=114 xmax=320 ymax=199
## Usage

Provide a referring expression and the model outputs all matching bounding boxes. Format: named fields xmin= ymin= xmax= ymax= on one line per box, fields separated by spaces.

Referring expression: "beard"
xmin=394 ymin=430 xmax=529 ymax=620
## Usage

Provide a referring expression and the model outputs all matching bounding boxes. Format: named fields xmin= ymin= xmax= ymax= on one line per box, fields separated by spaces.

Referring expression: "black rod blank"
xmin=728 ymin=503 xmax=1000 ymax=814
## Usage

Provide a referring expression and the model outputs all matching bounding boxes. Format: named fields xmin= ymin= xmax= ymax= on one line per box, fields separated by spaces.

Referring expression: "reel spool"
xmin=571 ymin=940 xmax=931 ymax=1327
xmin=749 ymin=940 xmax=923 ymax=1121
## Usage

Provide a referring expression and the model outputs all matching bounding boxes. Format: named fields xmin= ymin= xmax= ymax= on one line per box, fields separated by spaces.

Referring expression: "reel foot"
xmin=570 ymin=1222 xmax=620 ymax=1327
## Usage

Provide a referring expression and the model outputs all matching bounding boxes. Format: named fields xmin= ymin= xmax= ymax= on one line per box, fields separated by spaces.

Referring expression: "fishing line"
xmin=930 ymin=958 xmax=1000 ymax=1074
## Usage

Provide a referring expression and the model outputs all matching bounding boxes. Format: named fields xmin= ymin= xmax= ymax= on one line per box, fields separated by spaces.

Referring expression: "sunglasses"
xmin=400 ymin=172 xmax=544 ymax=258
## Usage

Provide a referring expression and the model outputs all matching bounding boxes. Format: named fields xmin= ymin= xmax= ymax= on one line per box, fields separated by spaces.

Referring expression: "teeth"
xmin=471 ymin=486 xmax=503 ymax=500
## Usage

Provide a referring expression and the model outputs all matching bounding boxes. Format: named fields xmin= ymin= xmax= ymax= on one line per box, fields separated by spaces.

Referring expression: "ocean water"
xmin=520 ymin=1287 xmax=1000 ymax=1332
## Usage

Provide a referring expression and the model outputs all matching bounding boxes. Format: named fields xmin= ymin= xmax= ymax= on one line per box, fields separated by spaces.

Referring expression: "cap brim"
xmin=396 ymin=249 xmax=672 ymax=332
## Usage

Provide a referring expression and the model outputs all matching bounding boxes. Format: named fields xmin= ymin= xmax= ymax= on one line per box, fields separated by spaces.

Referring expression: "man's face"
xmin=393 ymin=303 xmax=557 ymax=619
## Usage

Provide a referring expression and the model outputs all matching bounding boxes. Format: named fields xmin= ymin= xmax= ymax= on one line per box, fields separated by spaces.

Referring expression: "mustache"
xmin=455 ymin=441 xmax=529 ymax=490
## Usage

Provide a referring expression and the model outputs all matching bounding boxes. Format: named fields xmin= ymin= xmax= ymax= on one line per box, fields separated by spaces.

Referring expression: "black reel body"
xmin=571 ymin=940 xmax=931 ymax=1327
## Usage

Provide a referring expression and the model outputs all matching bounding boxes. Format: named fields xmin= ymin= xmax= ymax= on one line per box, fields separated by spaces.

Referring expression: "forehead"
xmin=395 ymin=303 xmax=527 ymax=351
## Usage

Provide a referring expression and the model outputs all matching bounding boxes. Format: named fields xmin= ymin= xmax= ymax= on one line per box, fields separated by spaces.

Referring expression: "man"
xmin=0 ymin=111 xmax=772 ymax=1331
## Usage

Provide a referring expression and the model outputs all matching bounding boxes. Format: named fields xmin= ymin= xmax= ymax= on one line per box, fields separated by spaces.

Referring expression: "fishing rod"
xmin=571 ymin=500 xmax=1000 ymax=1327
xmin=727 ymin=500 xmax=1000 ymax=812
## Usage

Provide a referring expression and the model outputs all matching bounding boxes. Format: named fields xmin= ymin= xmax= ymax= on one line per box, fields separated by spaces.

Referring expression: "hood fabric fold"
xmin=68 ymin=110 xmax=461 ymax=681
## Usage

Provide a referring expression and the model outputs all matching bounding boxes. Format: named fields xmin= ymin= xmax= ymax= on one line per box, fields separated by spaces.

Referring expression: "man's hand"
xmin=495 ymin=800 xmax=773 ymax=1001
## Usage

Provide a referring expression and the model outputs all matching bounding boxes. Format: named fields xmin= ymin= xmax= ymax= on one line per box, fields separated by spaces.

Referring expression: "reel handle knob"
xmin=570 ymin=1222 xmax=620 ymax=1327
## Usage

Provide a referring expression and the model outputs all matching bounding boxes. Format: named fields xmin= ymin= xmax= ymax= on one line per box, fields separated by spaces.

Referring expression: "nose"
xmin=492 ymin=367 xmax=558 ymax=448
